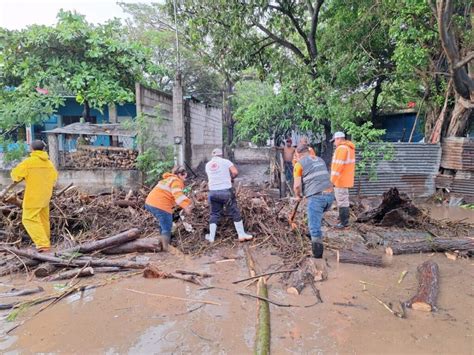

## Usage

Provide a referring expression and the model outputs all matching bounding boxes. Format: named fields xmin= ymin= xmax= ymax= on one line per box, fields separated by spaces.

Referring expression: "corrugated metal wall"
xmin=351 ymin=143 xmax=441 ymax=198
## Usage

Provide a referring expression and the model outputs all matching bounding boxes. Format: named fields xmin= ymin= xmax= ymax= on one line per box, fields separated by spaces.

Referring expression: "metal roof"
xmin=351 ymin=143 xmax=441 ymax=197
xmin=43 ymin=122 xmax=136 ymax=137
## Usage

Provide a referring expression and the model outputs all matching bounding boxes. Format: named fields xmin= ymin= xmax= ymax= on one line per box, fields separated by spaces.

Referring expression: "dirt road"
xmin=1 ymin=247 xmax=472 ymax=354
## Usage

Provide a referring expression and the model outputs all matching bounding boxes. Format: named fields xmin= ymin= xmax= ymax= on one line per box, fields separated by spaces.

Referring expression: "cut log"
xmin=114 ymin=200 xmax=138 ymax=208
xmin=102 ymin=237 xmax=162 ymax=254
xmin=48 ymin=267 xmax=95 ymax=281
xmin=386 ymin=238 xmax=474 ymax=255
xmin=406 ymin=261 xmax=439 ymax=312
xmin=1 ymin=247 xmax=148 ymax=269
xmin=60 ymin=228 xmax=141 ymax=254
xmin=286 ymin=258 xmax=327 ymax=295
xmin=34 ymin=263 xmax=58 ymax=278
xmin=337 ymin=249 xmax=384 ymax=267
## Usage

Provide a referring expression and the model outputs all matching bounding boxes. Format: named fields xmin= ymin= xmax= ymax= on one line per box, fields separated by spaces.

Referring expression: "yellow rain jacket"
xmin=11 ymin=151 xmax=58 ymax=249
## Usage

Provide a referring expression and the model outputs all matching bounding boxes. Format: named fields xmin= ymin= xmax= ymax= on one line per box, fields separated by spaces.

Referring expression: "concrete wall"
xmin=136 ymin=84 xmax=175 ymax=148
xmin=233 ymin=147 xmax=272 ymax=185
xmin=136 ymin=84 xmax=223 ymax=169
xmin=0 ymin=169 xmax=143 ymax=194
xmin=188 ymin=100 xmax=223 ymax=167
xmin=234 ymin=147 xmax=272 ymax=163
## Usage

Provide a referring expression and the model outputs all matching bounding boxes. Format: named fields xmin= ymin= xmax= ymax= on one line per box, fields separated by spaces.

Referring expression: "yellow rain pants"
xmin=22 ymin=207 xmax=51 ymax=249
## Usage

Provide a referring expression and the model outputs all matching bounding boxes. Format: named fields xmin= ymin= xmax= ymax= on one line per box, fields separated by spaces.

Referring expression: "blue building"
xmin=375 ymin=109 xmax=424 ymax=142
xmin=32 ymin=97 xmax=137 ymax=147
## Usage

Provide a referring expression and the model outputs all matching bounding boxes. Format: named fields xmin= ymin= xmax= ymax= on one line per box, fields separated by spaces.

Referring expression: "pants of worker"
xmin=22 ymin=207 xmax=51 ymax=249
xmin=145 ymin=204 xmax=173 ymax=238
xmin=284 ymin=161 xmax=293 ymax=185
xmin=208 ymin=189 xmax=242 ymax=225
xmin=334 ymin=187 xmax=350 ymax=208
xmin=307 ymin=193 xmax=334 ymax=240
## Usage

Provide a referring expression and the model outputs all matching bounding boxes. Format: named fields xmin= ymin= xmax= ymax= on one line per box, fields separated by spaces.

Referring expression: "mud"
xmin=1 ymin=246 xmax=472 ymax=354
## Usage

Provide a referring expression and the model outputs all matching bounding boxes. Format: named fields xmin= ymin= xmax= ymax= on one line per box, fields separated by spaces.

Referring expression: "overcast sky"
xmin=0 ymin=0 xmax=157 ymax=30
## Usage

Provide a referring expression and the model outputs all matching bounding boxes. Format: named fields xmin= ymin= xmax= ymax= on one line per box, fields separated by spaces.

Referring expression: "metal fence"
xmin=351 ymin=143 xmax=441 ymax=198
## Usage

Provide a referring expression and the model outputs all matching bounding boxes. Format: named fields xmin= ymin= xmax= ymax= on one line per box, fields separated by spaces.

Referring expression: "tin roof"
xmin=43 ymin=122 xmax=136 ymax=137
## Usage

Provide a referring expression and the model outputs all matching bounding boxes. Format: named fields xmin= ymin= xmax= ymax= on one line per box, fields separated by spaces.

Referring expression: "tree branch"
xmin=454 ymin=51 xmax=474 ymax=70
xmin=251 ymin=20 xmax=307 ymax=63
xmin=308 ymin=0 xmax=324 ymax=60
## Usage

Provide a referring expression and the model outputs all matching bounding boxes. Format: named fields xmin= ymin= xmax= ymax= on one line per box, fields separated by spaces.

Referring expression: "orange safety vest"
xmin=330 ymin=141 xmax=356 ymax=188
xmin=145 ymin=173 xmax=191 ymax=213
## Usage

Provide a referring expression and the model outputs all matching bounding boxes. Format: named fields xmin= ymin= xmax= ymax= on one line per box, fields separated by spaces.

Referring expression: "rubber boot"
xmin=205 ymin=223 xmax=217 ymax=243
xmin=234 ymin=220 xmax=253 ymax=241
xmin=335 ymin=207 xmax=350 ymax=229
xmin=311 ymin=239 xmax=324 ymax=259
xmin=311 ymin=238 xmax=328 ymax=280
xmin=160 ymin=234 xmax=171 ymax=251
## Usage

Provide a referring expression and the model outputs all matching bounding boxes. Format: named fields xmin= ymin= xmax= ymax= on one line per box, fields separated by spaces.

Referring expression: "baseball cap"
xmin=330 ymin=131 xmax=345 ymax=142
xmin=212 ymin=148 xmax=223 ymax=156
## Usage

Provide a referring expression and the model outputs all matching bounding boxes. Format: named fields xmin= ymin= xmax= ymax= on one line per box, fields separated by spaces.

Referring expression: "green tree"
xmin=0 ymin=10 xmax=154 ymax=130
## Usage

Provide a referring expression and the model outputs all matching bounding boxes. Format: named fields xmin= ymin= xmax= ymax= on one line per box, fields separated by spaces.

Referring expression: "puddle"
xmin=0 ymin=248 xmax=472 ymax=354
xmin=424 ymin=205 xmax=474 ymax=224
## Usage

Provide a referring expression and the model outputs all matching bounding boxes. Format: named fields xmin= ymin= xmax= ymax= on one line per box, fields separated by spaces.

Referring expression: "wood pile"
xmin=62 ymin=145 xmax=137 ymax=169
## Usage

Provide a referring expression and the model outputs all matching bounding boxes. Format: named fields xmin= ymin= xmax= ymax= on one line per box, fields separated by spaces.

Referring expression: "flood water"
xmin=425 ymin=205 xmax=474 ymax=224
xmin=1 ymin=247 xmax=472 ymax=354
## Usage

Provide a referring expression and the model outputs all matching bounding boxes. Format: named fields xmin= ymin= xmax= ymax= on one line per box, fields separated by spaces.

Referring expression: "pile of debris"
xmin=0 ymin=185 xmax=472 ymax=280
xmin=62 ymin=145 xmax=138 ymax=169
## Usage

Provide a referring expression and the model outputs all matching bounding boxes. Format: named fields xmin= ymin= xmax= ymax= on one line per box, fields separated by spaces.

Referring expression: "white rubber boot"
xmin=234 ymin=220 xmax=253 ymax=242
xmin=205 ymin=223 xmax=217 ymax=243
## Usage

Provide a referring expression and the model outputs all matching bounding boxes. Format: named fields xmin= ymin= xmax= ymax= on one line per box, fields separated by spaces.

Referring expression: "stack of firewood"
xmin=63 ymin=145 xmax=137 ymax=169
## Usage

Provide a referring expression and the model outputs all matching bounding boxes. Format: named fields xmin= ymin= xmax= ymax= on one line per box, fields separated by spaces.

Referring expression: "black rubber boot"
xmin=335 ymin=207 xmax=350 ymax=229
xmin=311 ymin=240 xmax=324 ymax=259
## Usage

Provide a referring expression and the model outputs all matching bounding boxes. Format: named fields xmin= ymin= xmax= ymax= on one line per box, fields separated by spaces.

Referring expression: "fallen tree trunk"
xmin=0 ymin=286 xmax=44 ymax=298
xmin=386 ymin=238 xmax=474 ymax=255
xmin=60 ymin=228 xmax=141 ymax=255
xmin=286 ymin=258 xmax=326 ymax=295
xmin=0 ymin=259 xmax=40 ymax=277
xmin=102 ymin=237 xmax=162 ymax=254
xmin=337 ymin=249 xmax=384 ymax=267
xmin=48 ymin=267 xmax=95 ymax=281
xmin=405 ymin=261 xmax=439 ymax=312
xmin=1 ymin=247 xmax=148 ymax=269
xmin=255 ymin=277 xmax=271 ymax=355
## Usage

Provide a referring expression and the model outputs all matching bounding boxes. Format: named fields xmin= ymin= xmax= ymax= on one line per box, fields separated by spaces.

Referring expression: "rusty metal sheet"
xmin=351 ymin=143 xmax=441 ymax=197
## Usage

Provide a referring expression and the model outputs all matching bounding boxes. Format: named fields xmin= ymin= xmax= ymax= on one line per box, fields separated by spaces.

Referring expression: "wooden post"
xmin=47 ymin=133 xmax=59 ymax=168
xmin=109 ymin=104 xmax=119 ymax=147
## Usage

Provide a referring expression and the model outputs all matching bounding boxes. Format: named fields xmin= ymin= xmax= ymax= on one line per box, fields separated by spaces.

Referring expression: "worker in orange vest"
xmin=145 ymin=166 xmax=193 ymax=250
xmin=330 ymin=132 xmax=355 ymax=228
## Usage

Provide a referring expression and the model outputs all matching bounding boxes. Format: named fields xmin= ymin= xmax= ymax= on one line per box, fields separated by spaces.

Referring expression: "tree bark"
xmin=60 ymin=228 xmax=141 ymax=255
xmin=386 ymin=238 xmax=474 ymax=255
xmin=101 ymin=237 xmax=163 ymax=254
xmin=223 ymin=78 xmax=235 ymax=161
xmin=337 ymin=249 xmax=384 ymax=267
xmin=286 ymin=257 xmax=326 ymax=295
xmin=34 ymin=263 xmax=58 ymax=278
xmin=2 ymin=247 xmax=149 ymax=269
xmin=48 ymin=267 xmax=95 ymax=281
xmin=406 ymin=260 xmax=439 ymax=312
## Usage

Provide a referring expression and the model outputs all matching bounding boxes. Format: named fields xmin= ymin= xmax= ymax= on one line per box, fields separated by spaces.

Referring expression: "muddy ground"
xmin=0 ymin=206 xmax=473 ymax=354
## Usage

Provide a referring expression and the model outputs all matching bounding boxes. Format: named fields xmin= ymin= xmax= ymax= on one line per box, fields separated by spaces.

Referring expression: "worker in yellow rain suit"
xmin=11 ymin=140 xmax=58 ymax=252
